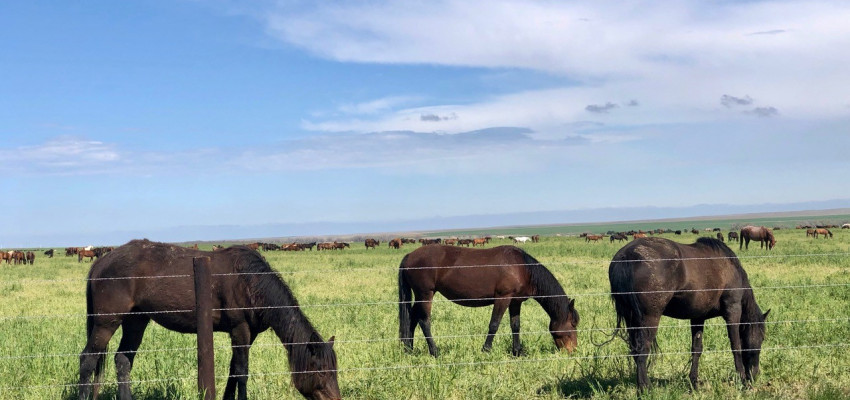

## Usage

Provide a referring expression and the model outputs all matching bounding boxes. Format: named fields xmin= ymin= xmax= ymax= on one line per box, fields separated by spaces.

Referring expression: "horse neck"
xmin=249 ymin=273 xmax=320 ymax=349
xmin=527 ymin=263 xmax=569 ymax=321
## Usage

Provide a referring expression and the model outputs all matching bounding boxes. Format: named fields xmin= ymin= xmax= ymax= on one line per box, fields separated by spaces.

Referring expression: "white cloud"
xmin=258 ymin=0 xmax=850 ymax=133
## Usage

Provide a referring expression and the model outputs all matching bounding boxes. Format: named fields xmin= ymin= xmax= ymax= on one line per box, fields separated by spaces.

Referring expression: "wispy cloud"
xmin=337 ymin=96 xmax=420 ymax=115
xmin=749 ymin=106 xmax=779 ymax=118
xmin=0 ymin=136 xmax=122 ymax=175
xmin=721 ymin=94 xmax=754 ymax=107
xmin=747 ymin=29 xmax=787 ymax=36
xmin=585 ymin=102 xmax=618 ymax=114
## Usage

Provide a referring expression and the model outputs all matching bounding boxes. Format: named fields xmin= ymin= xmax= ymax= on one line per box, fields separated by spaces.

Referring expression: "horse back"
xmin=400 ymin=245 xmax=531 ymax=304
xmin=87 ymin=239 xmax=259 ymax=333
xmin=611 ymin=237 xmax=747 ymax=320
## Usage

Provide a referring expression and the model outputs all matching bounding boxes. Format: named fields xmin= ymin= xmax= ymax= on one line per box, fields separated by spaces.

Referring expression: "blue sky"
xmin=2 ymin=1 xmax=849 ymax=247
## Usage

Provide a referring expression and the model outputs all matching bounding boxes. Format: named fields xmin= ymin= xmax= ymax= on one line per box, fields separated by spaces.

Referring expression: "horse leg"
xmin=79 ymin=322 xmax=121 ymax=400
xmin=413 ymin=292 xmax=439 ymax=357
xmin=223 ymin=324 xmax=255 ymax=400
xmin=115 ymin=316 xmax=151 ymax=400
xmin=508 ymin=301 xmax=525 ymax=356
xmin=688 ymin=319 xmax=706 ymax=389
xmin=631 ymin=315 xmax=660 ymax=392
xmin=723 ymin=306 xmax=748 ymax=386
xmin=482 ymin=298 xmax=510 ymax=353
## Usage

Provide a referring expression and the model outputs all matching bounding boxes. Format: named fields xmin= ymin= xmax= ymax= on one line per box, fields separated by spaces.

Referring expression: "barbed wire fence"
xmin=0 ymin=251 xmax=848 ymax=395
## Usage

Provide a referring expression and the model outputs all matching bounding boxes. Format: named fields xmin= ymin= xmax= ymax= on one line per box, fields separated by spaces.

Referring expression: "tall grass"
xmin=0 ymin=228 xmax=848 ymax=399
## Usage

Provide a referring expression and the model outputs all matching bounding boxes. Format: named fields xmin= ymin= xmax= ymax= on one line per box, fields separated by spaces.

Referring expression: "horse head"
xmin=741 ymin=309 xmax=770 ymax=382
xmin=550 ymin=299 xmax=579 ymax=353
xmin=291 ymin=335 xmax=341 ymax=400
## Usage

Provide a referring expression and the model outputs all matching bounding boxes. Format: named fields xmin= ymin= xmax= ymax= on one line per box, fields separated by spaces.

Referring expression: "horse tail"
xmin=609 ymin=256 xmax=657 ymax=352
xmin=85 ymin=278 xmax=106 ymax=398
xmin=398 ymin=255 xmax=414 ymax=350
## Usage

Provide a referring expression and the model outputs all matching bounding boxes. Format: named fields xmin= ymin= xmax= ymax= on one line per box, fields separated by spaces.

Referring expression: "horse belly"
xmin=663 ymin=295 xmax=719 ymax=320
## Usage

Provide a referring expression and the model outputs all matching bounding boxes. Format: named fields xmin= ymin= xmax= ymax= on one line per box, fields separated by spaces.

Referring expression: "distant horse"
xmin=585 ymin=234 xmax=604 ymax=243
xmin=43 ymin=249 xmax=54 ymax=258
xmin=610 ymin=233 xmax=628 ymax=243
xmin=806 ymin=229 xmax=815 ymax=238
xmin=674 ymin=230 xmax=682 ymax=235
xmin=11 ymin=251 xmax=26 ymax=265
xmin=728 ymin=231 xmax=739 ymax=243
xmin=512 ymin=236 xmax=532 ymax=244
xmin=739 ymin=226 xmax=776 ymax=250
xmin=632 ymin=233 xmax=647 ymax=240
xmin=26 ymin=251 xmax=35 ymax=265
xmin=78 ymin=239 xmax=339 ymax=400
xmin=531 ymin=235 xmax=540 ymax=243
xmin=399 ymin=245 xmax=579 ymax=357
xmin=472 ymin=238 xmax=488 ymax=247
xmin=443 ymin=238 xmax=458 ymax=246
xmin=0 ymin=251 xmax=9 ymax=264
xmin=716 ymin=232 xmax=725 ymax=242
xmin=457 ymin=239 xmax=473 ymax=247
xmin=814 ymin=228 xmax=833 ymax=239
xmin=78 ymin=249 xmax=97 ymax=262
xmin=388 ymin=238 xmax=403 ymax=249
xmin=364 ymin=238 xmax=379 ymax=249
xmin=610 ymin=237 xmax=769 ymax=392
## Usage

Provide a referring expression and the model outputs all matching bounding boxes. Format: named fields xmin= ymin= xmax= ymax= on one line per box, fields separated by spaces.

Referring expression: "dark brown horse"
xmin=364 ymin=238 xmax=379 ymax=249
xmin=609 ymin=237 xmax=769 ymax=392
xmin=728 ymin=231 xmax=739 ymax=243
xmin=398 ymin=245 xmax=579 ymax=357
xmin=78 ymin=239 xmax=340 ymax=400
xmin=388 ymin=238 xmax=403 ymax=249
xmin=739 ymin=226 xmax=776 ymax=250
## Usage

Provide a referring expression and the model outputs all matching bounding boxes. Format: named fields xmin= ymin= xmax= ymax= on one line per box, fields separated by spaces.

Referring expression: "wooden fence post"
xmin=193 ymin=257 xmax=215 ymax=400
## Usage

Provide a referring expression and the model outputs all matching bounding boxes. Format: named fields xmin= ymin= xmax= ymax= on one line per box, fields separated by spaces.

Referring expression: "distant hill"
xmin=7 ymin=199 xmax=850 ymax=248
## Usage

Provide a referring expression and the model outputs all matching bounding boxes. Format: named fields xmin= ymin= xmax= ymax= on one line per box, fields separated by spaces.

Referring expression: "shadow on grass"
xmin=62 ymin=381 xmax=187 ymax=400
xmin=538 ymin=374 xmax=676 ymax=398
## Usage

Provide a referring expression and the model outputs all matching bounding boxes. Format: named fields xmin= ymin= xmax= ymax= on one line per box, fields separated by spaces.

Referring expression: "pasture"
xmin=1 ymin=227 xmax=849 ymax=399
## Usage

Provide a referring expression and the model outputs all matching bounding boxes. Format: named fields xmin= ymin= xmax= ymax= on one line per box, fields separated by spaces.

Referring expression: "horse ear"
xmin=763 ymin=309 xmax=771 ymax=320
xmin=328 ymin=336 xmax=335 ymax=348
xmin=568 ymin=299 xmax=575 ymax=309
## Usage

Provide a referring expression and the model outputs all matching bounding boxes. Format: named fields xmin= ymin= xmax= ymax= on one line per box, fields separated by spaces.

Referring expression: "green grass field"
xmin=1 ymin=225 xmax=849 ymax=399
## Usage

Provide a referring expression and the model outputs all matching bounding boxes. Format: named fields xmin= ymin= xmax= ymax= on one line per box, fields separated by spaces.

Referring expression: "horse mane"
xmin=521 ymin=251 xmax=576 ymax=324
xmin=227 ymin=247 xmax=334 ymax=385
xmin=693 ymin=238 xmax=765 ymax=333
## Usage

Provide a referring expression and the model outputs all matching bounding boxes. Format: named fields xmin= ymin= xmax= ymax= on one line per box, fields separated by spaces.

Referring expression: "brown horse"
xmin=814 ymin=228 xmax=833 ymax=238
xmin=739 ymin=226 xmax=776 ymax=250
xmin=632 ymin=233 xmax=647 ymax=240
xmin=728 ymin=231 xmax=739 ymax=243
xmin=586 ymin=234 xmax=605 ymax=242
xmin=364 ymin=238 xmax=379 ymax=249
xmin=398 ymin=245 xmax=579 ymax=357
xmin=78 ymin=239 xmax=339 ymax=400
xmin=806 ymin=228 xmax=815 ymax=238
xmin=78 ymin=249 xmax=97 ymax=262
xmin=610 ymin=237 xmax=769 ymax=392
xmin=472 ymin=238 xmax=488 ymax=247
xmin=388 ymin=238 xmax=403 ymax=249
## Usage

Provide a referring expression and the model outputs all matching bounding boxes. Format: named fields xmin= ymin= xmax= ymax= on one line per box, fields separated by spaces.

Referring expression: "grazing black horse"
xmin=43 ymin=249 xmax=54 ymax=258
xmin=79 ymin=239 xmax=340 ymax=400
xmin=609 ymin=237 xmax=769 ymax=392
xmin=728 ymin=231 xmax=739 ymax=243
xmin=399 ymin=245 xmax=579 ymax=357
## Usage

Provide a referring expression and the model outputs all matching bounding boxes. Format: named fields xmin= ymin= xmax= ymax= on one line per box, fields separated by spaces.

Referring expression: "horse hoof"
xmin=481 ymin=346 xmax=492 ymax=353
xmin=511 ymin=348 xmax=526 ymax=357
